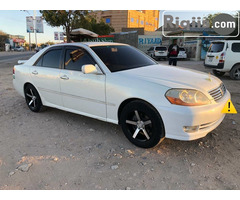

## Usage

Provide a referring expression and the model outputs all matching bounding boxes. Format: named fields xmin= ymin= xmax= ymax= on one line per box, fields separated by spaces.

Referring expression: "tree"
xmin=40 ymin=10 xmax=115 ymax=43
xmin=73 ymin=15 xmax=114 ymax=35
xmin=0 ymin=30 xmax=8 ymax=51
xmin=40 ymin=10 xmax=88 ymax=43
xmin=203 ymin=13 xmax=221 ymax=27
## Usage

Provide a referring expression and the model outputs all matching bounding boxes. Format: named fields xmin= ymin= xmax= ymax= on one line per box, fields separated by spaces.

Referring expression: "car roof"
xmin=49 ymin=42 xmax=128 ymax=48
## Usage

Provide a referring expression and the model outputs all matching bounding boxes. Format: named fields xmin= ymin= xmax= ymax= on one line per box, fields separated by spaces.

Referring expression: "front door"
xmin=60 ymin=47 xmax=106 ymax=120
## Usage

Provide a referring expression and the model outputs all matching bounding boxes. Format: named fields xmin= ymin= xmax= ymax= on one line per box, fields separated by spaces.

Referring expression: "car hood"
xmin=117 ymin=64 xmax=222 ymax=92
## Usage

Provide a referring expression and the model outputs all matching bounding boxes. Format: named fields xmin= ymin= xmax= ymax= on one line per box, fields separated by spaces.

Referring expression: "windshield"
xmin=91 ymin=45 xmax=157 ymax=72
xmin=179 ymin=48 xmax=185 ymax=51
xmin=208 ymin=42 xmax=225 ymax=53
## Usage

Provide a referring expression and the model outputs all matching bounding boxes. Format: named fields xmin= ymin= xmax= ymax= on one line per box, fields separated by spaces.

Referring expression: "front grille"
xmin=208 ymin=83 xmax=226 ymax=102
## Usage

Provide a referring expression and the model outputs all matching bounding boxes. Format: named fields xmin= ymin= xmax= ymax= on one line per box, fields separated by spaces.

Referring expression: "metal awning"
xmin=70 ymin=28 xmax=98 ymax=38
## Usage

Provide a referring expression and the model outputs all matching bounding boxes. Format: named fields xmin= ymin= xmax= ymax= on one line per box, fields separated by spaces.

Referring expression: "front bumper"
xmin=156 ymin=90 xmax=230 ymax=141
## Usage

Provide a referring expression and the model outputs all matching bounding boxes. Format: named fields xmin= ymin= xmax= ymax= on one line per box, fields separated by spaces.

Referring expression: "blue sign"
xmin=138 ymin=37 xmax=162 ymax=45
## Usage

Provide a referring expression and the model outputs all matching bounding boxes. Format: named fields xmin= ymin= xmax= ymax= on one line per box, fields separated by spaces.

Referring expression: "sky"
xmin=0 ymin=10 xmax=63 ymax=44
xmin=0 ymin=10 xmax=238 ymax=44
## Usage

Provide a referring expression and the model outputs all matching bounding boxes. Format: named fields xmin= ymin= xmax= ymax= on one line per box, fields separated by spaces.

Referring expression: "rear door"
xmin=205 ymin=41 xmax=225 ymax=66
xmin=30 ymin=47 xmax=63 ymax=106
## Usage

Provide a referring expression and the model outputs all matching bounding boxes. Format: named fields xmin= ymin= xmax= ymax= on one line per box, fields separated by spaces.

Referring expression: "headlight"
xmin=165 ymin=89 xmax=210 ymax=106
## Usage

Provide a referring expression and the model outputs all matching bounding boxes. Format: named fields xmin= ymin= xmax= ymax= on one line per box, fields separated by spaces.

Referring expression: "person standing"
xmin=168 ymin=39 xmax=179 ymax=66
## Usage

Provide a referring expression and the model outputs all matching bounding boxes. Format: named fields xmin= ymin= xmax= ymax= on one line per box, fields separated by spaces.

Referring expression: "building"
xmin=91 ymin=10 xmax=159 ymax=33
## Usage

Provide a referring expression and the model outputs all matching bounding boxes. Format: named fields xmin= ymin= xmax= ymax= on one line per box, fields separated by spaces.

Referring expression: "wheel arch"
xmin=117 ymin=98 xmax=164 ymax=125
xmin=230 ymin=62 xmax=240 ymax=71
xmin=23 ymin=82 xmax=34 ymax=91
xmin=23 ymin=82 xmax=42 ymax=101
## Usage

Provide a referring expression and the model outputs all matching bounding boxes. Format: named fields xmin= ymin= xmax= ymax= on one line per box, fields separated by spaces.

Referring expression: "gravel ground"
xmin=0 ymin=53 xmax=239 ymax=190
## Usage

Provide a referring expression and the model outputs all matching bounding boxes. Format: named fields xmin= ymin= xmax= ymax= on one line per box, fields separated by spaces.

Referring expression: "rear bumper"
xmin=204 ymin=62 xmax=224 ymax=69
xmin=155 ymin=90 xmax=230 ymax=141
xmin=178 ymin=54 xmax=187 ymax=59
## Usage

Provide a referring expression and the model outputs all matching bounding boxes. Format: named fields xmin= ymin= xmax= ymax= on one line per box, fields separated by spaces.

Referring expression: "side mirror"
xmin=82 ymin=64 xmax=100 ymax=75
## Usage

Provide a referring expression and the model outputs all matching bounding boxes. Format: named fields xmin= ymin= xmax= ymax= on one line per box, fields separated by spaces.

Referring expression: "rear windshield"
xmin=91 ymin=45 xmax=157 ymax=72
xmin=155 ymin=47 xmax=167 ymax=51
xmin=208 ymin=42 xmax=224 ymax=53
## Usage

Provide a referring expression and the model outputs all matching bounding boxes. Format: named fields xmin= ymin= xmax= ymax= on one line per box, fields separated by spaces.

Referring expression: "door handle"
xmin=60 ymin=75 xmax=69 ymax=80
xmin=32 ymin=70 xmax=38 ymax=75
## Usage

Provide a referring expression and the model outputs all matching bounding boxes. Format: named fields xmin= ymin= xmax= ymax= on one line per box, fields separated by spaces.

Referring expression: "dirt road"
xmin=0 ymin=53 xmax=239 ymax=189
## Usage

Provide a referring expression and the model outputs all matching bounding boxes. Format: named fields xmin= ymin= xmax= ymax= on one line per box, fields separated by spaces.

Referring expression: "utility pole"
xmin=29 ymin=32 xmax=31 ymax=51
xmin=34 ymin=10 xmax=37 ymax=48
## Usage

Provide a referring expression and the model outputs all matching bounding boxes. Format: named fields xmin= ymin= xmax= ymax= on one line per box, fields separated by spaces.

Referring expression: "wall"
xmin=90 ymin=10 xmax=128 ymax=33
xmin=112 ymin=31 xmax=139 ymax=47
xmin=138 ymin=35 xmax=162 ymax=53
xmin=90 ymin=10 xmax=159 ymax=33
xmin=127 ymin=10 xmax=159 ymax=32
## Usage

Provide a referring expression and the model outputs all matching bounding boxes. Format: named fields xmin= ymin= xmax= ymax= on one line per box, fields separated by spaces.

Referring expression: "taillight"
xmin=13 ymin=67 xmax=15 ymax=79
xmin=219 ymin=52 xmax=225 ymax=63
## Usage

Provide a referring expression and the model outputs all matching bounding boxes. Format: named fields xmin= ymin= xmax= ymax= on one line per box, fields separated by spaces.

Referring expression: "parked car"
xmin=13 ymin=42 xmax=230 ymax=148
xmin=14 ymin=46 xmax=25 ymax=52
xmin=35 ymin=47 xmax=42 ymax=53
xmin=147 ymin=46 xmax=168 ymax=60
xmin=177 ymin=47 xmax=187 ymax=59
xmin=204 ymin=40 xmax=240 ymax=80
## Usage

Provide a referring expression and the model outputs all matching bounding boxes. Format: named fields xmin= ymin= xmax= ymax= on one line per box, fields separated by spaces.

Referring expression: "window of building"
xmin=146 ymin=22 xmax=148 ymax=25
xmin=106 ymin=18 xmax=111 ymax=23
xmin=141 ymin=20 xmax=144 ymax=25
xmin=131 ymin=18 xmax=134 ymax=22
xmin=64 ymin=48 xmax=96 ymax=71
xmin=136 ymin=19 xmax=139 ymax=24
xmin=232 ymin=43 xmax=240 ymax=52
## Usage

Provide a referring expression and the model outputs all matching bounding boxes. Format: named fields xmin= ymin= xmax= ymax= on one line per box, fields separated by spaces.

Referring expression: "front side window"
xmin=91 ymin=45 xmax=157 ymax=72
xmin=232 ymin=43 xmax=240 ymax=52
xmin=35 ymin=49 xmax=62 ymax=68
xmin=64 ymin=48 xmax=96 ymax=71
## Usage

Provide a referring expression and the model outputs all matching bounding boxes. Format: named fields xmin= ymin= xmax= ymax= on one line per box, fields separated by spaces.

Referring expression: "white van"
xmin=147 ymin=46 xmax=168 ymax=60
xmin=204 ymin=40 xmax=240 ymax=80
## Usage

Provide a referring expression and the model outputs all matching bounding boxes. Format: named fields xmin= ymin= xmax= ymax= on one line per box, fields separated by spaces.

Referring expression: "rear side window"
xmin=155 ymin=47 xmax=167 ymax=51
xmin=232 ymin=43 xmax=240 ymax=52
xmin=64 ymin=48 xmax=96 ymax=71
xmin=35 ymin=49 xmax=62 ymax=68
xmin=208 ymin=42 xmax=224 ymax=53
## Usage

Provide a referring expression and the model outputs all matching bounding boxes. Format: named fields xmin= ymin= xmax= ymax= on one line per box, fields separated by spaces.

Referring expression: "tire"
xmin=212 ymin=69 xmax=225 ymax=77
xmin=24 ymin=84 xmax=43 ymax=112
xmin=120 ymin=100 xmax=165 ymax=148
xmin=230 ymin=64 xmax=240 ymax=80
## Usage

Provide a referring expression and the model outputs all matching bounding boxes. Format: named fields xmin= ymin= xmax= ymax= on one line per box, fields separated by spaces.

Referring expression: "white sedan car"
xmin=13 ymin=42 xmax=230 ymax=148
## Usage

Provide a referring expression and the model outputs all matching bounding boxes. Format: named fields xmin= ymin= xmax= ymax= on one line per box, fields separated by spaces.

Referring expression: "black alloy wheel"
xmin=120 ymin=100 xmax=165 ymax=148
